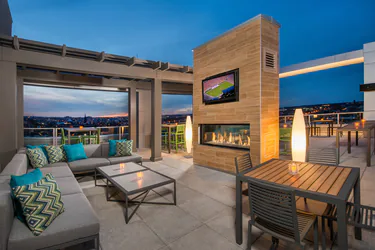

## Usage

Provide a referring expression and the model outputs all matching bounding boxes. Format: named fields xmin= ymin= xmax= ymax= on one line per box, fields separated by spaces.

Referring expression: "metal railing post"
xmin=308 ymin=115 xmax=311 ymax=125
xmin=284 ymin=116 xmax=287 ymax=124
xmin=53 ymin=128 xmax=57 ymax=146
xmin=337 ymin=113 xmax=340 ymax=125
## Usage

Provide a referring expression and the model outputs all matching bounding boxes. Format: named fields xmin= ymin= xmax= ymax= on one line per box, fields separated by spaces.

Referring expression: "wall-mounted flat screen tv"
xmin=202 ymin=68 xmax=239 ymax=105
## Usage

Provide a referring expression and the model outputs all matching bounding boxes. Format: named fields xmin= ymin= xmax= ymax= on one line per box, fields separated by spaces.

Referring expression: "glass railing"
xmin=279 ymin=111 xmax=375 ymax=126
xmin=24 ymin=126 xmax=129 ymax=146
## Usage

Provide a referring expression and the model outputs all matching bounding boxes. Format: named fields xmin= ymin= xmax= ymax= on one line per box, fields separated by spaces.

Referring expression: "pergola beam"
xmin=160 ymin=62 xmax=170 ymax=71
xmin=126 ymin=57 xmax=136 ymax=67
xmin=98 ymin=51 xmax=105 ymax=62
xmin=0 ymin=47 xmax=193 ymax=83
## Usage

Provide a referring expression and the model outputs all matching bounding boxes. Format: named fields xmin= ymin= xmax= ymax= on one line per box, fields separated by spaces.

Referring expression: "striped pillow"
xmin=12 ymin=173 xmax=65 ymax=236
xmin=45 ymin=145 xmax=64 ymax=164
xmin=115 ymin=140 xmax=133 ymax=157
xmin=26 ymin=148 xmax=48 ymax=168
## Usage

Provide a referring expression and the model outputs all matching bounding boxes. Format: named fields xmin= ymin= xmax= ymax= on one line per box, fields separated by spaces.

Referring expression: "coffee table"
xmin=95 ymin=162 xmax=176 ymax=223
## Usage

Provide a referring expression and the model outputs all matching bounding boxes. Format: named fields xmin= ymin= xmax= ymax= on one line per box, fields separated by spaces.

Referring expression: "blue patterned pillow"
xmin=108 ymin=139 xmax=126 ymax=157
xmin=45 ymin=145 xmax=64 ymax=164
xmin=115 ymin=140 xmax=133 ymax=156
xmin=26 ymin=148 xmax=48 ymax=168
xmin=10 ymin=168 xmax=43 ymax=222
xmin=26 ymin=144 xmax=49 ymax=160
xmin=12 ymin=173 xmax=65 ymax=236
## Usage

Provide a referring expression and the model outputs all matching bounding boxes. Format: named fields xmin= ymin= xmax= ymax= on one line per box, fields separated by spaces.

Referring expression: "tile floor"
xmin=79 ymin=135 xmax=375 ymax=250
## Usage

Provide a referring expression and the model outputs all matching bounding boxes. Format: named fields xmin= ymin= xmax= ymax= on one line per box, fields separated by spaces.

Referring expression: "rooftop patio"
xmin=75 ymin=133 xmax=375 ymax=250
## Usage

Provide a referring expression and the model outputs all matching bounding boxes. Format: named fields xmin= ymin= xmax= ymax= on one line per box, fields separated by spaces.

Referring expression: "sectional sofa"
xmin=0 ymin=142 xmax=143 ymax=250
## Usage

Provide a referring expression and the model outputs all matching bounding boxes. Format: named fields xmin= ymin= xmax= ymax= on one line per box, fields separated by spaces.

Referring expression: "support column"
xmin=150 ymin=78 xmax=162 ymax=161
xmin=17 ymin=78 xmax=24 ymax=149
xmin=128 ymin=87 xmax=137 ymax=152
xmin=0 ymin=61 xmax=17 ymax=170
xmin=364 ymin=42 xmax=375 ymax=120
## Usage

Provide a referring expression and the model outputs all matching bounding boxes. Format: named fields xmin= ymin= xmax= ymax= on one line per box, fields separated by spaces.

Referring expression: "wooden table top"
xmin=245 ymin=159 xmax=352 ymax=196
xmin=337 ymin=122 xmax=375 ymax=132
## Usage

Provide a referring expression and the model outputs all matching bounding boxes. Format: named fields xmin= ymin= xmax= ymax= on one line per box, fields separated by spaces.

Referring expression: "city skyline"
xmin=24 ymin=85 xmax=193 ymax=117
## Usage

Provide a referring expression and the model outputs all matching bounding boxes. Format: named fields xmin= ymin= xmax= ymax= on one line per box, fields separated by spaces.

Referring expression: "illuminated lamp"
xmin=292 ymin=109 xmax=306 ymax=162
xmin=184 ymin=116 xmax=193 ymax=158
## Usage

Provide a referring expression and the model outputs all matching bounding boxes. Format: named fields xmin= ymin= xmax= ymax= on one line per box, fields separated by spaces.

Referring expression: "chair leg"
xmin=95 ymin=234 xmax=100 ymax=250
xmin=247 ymin=221 xmax=252 ymax=250
xmin=313 ymin=218 xmax=318 ymax=250
xmin=321 ymin=217 xmax=326 ymax=250
xmin=271 ymin=237 xmax=279 ymax=249
xmin=328 ymin=220 xmax=334 ymax=241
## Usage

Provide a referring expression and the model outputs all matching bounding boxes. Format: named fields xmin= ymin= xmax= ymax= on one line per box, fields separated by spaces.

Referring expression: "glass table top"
xmin=98 ymin=162 xmax=146 ymax=177
xmin=111 ymin=170 xmax=172 ymax=193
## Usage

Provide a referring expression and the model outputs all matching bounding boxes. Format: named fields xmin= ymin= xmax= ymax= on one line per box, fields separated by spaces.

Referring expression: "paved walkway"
xmin=79 ymin=135 xmax=375 ymax=250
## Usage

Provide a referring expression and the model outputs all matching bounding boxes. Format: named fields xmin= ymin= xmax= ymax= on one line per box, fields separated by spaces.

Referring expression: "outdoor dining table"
xmin=64 ymin=127 xmax=97 ymax=144
xmin=336 ymin=121 xmax=375 ymax=167
xmin=161 ymin=124 xmax=177 ymax=154
xmin=311 ymin=119 xmax=334 ymax=137
xmin=235 ymin=159 xmax=361 ymax=249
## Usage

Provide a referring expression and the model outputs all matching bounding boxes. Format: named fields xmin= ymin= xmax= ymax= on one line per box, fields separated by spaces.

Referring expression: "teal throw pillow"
xmin=63 ymin=143 xmax=87 ymax=162
xmin=12 ymin=173 xmax=65 ymax=236
xmin=26 ymin=148 xmax=48 ymax=168
xmin=45 ymin=145 xmax=64 ymax=164
xmin=108 ymin=139 xmax=126 ymax=157
xmin=10 ymin=168 xmax=43 ymax=222
xmin=26 ymin=144 xmax=49 ymax=160
xmin=115 ymin=140 xmax=133 ymax=157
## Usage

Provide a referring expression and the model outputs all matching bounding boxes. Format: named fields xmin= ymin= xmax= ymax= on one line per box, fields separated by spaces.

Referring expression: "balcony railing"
xmin=280 ymin=111 xmax=375 ymax=125
xmin=24 ymin=126 xmax=129 ymax=146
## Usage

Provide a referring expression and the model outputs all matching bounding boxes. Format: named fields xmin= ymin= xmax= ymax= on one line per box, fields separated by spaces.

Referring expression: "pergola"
xmin=0 ymin=35 xmax=193 ymax=168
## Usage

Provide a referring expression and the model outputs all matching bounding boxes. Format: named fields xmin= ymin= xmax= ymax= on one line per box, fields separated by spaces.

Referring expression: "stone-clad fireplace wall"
xmin=192 ymin=15 xmax=280 ymax=173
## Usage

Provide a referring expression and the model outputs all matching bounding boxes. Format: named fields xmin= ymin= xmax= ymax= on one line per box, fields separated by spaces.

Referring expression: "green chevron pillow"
xmin=60 ymin=145 xmax=67 ymax=162
xmin=12 ymin=173 xmax=65 ymax=236
xmin=26 ymin=148 xmax=48 ymax=168
xmin=45 ymin=145 xmax=64 ymax=164
xmin=115 ymin=140 xmax=133 ymax=157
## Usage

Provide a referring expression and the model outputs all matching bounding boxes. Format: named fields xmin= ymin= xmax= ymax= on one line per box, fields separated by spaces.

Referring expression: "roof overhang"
xmin=279 ymin=49 xmax=364 ymax=78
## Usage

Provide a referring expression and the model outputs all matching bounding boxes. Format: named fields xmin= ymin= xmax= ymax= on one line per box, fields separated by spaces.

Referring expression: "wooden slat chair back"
xmin=248 ymin=179 xmax=301 ymax=243
xmin=234 ymin=153 xmax=253 ymax=174
xmin=307 ymin=148 xmax=338 ymax=165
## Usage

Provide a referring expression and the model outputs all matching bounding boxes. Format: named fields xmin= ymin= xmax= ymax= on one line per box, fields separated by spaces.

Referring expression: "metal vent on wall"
xmin=263 ymin=48 xmax=278 ymax=73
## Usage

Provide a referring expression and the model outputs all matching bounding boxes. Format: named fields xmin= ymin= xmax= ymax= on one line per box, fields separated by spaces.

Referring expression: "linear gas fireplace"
xmin=199 ymin=124 xmax=250 ymax=150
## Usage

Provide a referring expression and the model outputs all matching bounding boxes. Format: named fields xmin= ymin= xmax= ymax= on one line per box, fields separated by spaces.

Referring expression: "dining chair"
xmin=82 ymin=128 xmax=101 ymax=144
xmin=60 ymin=128 xmax=82 ymax=145
xmin=247 ymin=179 xmax=319 ymax=250
xmin=161 ymin=127 xmax=169 ymax=148
xmin=307 ymin=148 xmax=338 ymax=166
xmin=170 ymin=125 xmax=185 ymax=153
xmin=234 ymin=153 xmax=253 ymax=174
xmin=279 ymin=128 xmax=292 ymax=155
xmin=321 ymin=202 xmax=375 ymax=250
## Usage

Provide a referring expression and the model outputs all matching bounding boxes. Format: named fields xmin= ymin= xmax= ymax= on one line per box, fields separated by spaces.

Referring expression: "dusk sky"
xmin=10 ymin=0 xmax=375 ymax=109
xmin=24 ymin=85 xmax=192 ymax=117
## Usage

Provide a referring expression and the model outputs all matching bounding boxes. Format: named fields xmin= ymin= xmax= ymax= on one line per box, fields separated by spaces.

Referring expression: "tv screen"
xmin=202 ymin=69 xmax=239 ymax=105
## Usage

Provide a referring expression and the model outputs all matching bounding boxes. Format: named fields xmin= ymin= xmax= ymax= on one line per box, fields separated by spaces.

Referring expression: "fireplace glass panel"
xmin=201 ymin=124 xmax=250 ymax=150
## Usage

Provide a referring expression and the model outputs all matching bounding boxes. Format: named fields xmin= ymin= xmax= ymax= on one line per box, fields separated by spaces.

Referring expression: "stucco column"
xmin=150 ymin=78 xmax=162 ymax=161
xmin=17 ymin=78 xmax=24 ymax=149
xmin=0 ymin=61 xmax=17 ymax=170
xmin=364 ymin=42 xmax=375 ymax=120
xmin=128 ymin=86 xmax=137 ymax=151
